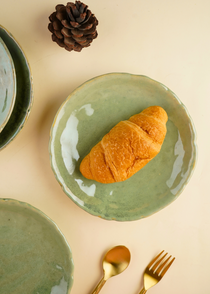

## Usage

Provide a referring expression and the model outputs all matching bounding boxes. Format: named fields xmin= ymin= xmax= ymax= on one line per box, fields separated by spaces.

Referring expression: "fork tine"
xmin=147 ymin=250 xmax=164 ymax=269
xmin=155 ymin=255 xmax=171 ymax=275
xmin=150 ymin=252 xmax=167 ymax=272
xmin=160 ymin=257 xmax=175 ymax=277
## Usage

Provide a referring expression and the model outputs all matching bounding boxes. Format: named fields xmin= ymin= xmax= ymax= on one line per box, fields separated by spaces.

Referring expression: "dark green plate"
xmin=49 ymin=73 xmax=197 ymax=221
xmin=0 ymin=25 xmax=33 ymax=150
xmin=0 ymin=198 xmax=74 ymax=294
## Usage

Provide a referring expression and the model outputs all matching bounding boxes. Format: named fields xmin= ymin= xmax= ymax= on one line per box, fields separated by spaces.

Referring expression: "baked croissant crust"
xmin=80 ymin=106 xmax=168 ymax=184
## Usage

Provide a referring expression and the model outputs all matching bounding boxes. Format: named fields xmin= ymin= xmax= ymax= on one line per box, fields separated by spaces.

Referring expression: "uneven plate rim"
xmin=0 ymin=25 xmax=33 ymax=150
xmin=0 ymin=37 xmax=16 ymax=132
xmin=0 ymin=197 xmax=74 ymax=293
xmin=49 ymin=72 xmax=198 ymax=221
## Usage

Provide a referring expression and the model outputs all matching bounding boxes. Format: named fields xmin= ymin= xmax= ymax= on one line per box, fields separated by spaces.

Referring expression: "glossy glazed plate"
xmin=0 ymin=37 xmax=16 ymax=132
xmin=49 ymin=73 xmax=197 ymax=221
xmin=0 ymin=25 xmax=33 ymax=150
xmin=0 ymin=198 xmax=74 ymax=293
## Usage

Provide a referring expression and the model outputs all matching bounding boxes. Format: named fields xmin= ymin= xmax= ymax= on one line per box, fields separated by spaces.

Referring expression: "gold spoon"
xmin=91 ymin=245 xmax=131 ymax=294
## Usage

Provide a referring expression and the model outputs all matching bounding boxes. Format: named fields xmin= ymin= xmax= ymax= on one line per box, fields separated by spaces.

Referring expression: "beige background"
xmin=0 ymin=0 xmax=210 ymax=293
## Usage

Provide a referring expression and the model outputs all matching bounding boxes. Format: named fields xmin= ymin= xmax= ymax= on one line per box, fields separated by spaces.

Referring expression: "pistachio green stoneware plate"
xmin=0 ymin=198 xmax=74 ymax=294
xmin=0 ymin=37 xmax=16 ymax=132
xmin=0 ymin=25 xmax=33 ymax=150
xmin=49 ymin=73 xmax=197 ymax=221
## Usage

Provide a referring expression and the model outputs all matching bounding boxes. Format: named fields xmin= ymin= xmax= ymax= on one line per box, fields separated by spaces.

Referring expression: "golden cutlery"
xmin=91 ymin=245 xmax=131 ymax=294
xmin=139 ymin=250 xmax=175 ymax=294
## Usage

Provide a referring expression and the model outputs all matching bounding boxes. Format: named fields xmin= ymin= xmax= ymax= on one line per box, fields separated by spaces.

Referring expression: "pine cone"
xmin=48 ymin=1 xmax=98 ymax=52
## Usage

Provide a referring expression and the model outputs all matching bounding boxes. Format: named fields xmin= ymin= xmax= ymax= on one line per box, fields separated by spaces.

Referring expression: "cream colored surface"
xmin=0 ymin=0 xmax=209 ymax=293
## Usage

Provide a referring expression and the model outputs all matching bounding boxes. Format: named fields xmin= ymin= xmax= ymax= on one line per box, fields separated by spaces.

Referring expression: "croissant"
xmin=80 ymin=106 xmax=168 ymax=184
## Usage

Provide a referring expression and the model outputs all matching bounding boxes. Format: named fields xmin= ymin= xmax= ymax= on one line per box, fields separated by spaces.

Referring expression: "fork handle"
xmin=139 ymin=288 xmax=147 ymax=294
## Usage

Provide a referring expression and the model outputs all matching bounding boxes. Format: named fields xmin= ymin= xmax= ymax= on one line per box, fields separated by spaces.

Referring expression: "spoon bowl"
xmin=91 ymin=245 xmax=131 ymax=294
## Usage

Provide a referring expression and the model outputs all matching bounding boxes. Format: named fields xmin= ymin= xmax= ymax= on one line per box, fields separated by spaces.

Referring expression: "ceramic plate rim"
xmin=49 ymin=72 xmax=197 ymax=221
xmin=0 ymin=37 xmax=16 ymax=132
xmin=0 ymin=197 xmax=74 ymax=293
xmin=0 ymin=25 xmax=33 ymax=150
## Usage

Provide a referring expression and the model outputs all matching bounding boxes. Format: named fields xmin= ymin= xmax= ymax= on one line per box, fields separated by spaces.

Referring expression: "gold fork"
xmin=139 ymin=250 xmax=175 ymax=294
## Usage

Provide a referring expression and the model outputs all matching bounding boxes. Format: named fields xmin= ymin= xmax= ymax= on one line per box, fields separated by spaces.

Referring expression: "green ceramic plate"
xmin=0 ymin=37 xmax=16 ymax=132
xmin=0 ymin=198 xmax=74 ymax=294
xmin=49 ymin=73 xmax=197 ymax=221
xmin=0 ymin=25 xmax=33 ymax=150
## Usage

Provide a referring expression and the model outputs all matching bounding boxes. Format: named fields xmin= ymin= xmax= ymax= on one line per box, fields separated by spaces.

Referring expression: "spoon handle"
xmin=91 ymin=277 xmax=106 ymax=294
xmin=139 ymin=288 xmax=147 ymax=294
